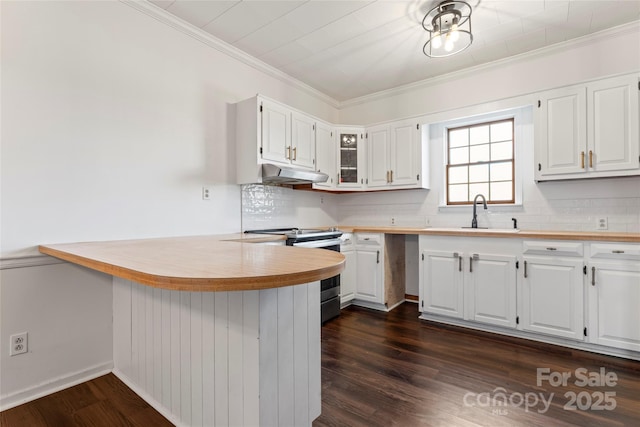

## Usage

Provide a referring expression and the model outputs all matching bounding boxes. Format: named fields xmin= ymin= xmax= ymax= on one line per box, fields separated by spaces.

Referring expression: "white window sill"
xmin=438 ymin=203 xmax=524 ymax=212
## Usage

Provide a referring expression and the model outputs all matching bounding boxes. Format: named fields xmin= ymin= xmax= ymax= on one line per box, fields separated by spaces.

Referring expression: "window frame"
xmin=445 ymin=118 xmax=516 ymax=206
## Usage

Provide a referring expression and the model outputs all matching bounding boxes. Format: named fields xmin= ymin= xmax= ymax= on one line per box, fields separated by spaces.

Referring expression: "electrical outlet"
xmin=596 ymin=217 xmax=608 ymax=230
xmin=391 ymin=217 xmax=395 ymax=225
xmin=202 ymin=186 xmax=212 ymax=200
xmin=10 ymin=332 xmax=28 ymax=356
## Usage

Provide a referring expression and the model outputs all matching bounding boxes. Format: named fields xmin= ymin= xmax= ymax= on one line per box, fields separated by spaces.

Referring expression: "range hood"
xmin=261 ymin=163 xmax=329 ymax=186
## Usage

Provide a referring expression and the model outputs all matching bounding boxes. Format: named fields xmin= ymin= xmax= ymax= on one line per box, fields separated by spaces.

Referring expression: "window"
xmin=446 ymin=118 xmax=514 ymax=205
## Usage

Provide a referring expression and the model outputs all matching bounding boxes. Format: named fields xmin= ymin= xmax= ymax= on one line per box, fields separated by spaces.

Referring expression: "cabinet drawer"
xmin=356 ymin=233 xmax=382 ymax=245
xmin=523 ymin=241 xmax=583 ymax=257
xmin=340 ymin=233 xmax=355 ymax=248
xmin=590 ymin=243 xmax=640 ymax=261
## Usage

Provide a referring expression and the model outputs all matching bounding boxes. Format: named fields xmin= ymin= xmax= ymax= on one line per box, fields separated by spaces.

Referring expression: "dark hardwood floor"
xmin=2 ymin=302 xmax=639 ymax=426
xmin=0 ymin=373 xmax=173 ymax=427
xmin=314 ymin=302 xmax=640 ymax=427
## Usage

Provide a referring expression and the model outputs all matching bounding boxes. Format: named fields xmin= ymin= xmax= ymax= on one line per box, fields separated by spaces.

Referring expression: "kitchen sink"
xmin=427 ymin=227 xmax=521 ymax=233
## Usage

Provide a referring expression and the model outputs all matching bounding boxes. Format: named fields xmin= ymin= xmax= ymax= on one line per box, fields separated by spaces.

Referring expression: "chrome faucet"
xmin=471 ymin=194 xmax=487 ymax=228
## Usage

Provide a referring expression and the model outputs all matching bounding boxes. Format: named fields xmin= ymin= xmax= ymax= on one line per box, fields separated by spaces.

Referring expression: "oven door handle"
xmin=292 ymin=238 xmax=343 ymax=248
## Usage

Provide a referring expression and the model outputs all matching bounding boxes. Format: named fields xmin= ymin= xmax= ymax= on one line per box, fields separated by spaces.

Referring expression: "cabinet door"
xmin=314 ymin=122 xmax=336 ymax=189
xmin=390 ymin=120 xmax=420 ymax=186
xmin=466 ymin=253 xmax=517 ymax=328
xmin=536 ymin=86 xmax=587 ymax=177
xmin=588 ymin=75 xmax=640 ymax=173
xmin=291 ymin=111 xmax=316 ymax=169
xmin=337 ymin=128 xmax=365 ymax=189
xmin=260 ymin=99 xmax=291 ymax=164
xmin=588 ymin=261 xmax=640 ymax=352
xmin=421 ymin=250 xmax=464 ymax=319
xmin=340 ymin=249 xmax=356 ymax=304
xmin=367 ymin=125 xmax=390 ymax=188
xmin=355 ymin=247 xmax=382 ymax=303
xmin=521 ymin=257 xmax=584 ymax=340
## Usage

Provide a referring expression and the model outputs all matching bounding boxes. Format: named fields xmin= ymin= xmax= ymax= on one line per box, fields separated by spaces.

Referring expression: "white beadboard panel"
xmin=307 ymin=281 xmax=322 ymax=421
xmin=190 ymin=292 xmax=203 ymax=427
xmin=258 ymin=288 xmax=279 ymax=426
xmin=180 ymin=292 xmax=192 ymax=425
xmin=293 ymin=284 xmax=310 ymax=426
xmin=242 ymin=290 xmax=261 ymax=427
xmin=170 ymin=290 xmax=182 ymax=418
xmin=145 ymin=286 xmax=154 ymax=395
xmin=161 ymin=289 xmax=172 ymax=411
xmin=213 ymin=292 xmax=229 ymax=427
xmin=153 ymin=288 xmax=163 ymax=402
xmin=277 ymin=286 xmax=296 ymax=427
xmin=201 ymin=292 xmax=216 ymax=427
xmin=228 ymin=291 xmax=244 ymax=426
xmin=113 ymin=278 xmax=132 ymax=377
xmin=114 ymin=278 xmax=322 ymax=426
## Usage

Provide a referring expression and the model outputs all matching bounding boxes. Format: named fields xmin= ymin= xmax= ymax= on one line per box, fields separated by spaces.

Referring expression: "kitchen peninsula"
xmin=39 ymin=234 xmax=345 ymax=427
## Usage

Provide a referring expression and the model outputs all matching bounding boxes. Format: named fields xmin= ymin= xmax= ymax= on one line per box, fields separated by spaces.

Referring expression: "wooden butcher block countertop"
xmin=338 ymin=226 xmax=640 ymax=243
xmin=39 ymin=234 xmax=345 ymax=292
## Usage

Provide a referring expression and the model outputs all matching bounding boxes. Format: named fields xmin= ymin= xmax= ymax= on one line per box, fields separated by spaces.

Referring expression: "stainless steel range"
xmin=244 ymin=227 xmax=343 ymax=323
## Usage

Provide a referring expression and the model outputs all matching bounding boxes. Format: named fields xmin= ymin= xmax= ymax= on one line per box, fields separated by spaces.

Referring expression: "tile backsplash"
xmin=242 ymin=178 xmax=640 ymax=233
xmin=241 ymin=184 xmax=338 ymax=231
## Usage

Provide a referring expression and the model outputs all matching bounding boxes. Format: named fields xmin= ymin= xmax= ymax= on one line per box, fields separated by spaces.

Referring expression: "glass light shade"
xmin=422 ymin=1 xmax=473 ymax=58
xmin=432 ymin=32 xmax=442 ymax=48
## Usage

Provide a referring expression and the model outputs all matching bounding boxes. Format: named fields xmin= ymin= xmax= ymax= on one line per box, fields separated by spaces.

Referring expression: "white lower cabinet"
xmin=354 ymin=234 xmax=384 ymax=305
xmin=340 ymin=236 xmax=356 ymax=305
xmin=520 ymin=241 xmax=585 ymax=341
xmin=588 ymin=244 xmax=640 ymax=352
xmin=521 ymin=255 xmax=585 ymax=340
xmin=419 ymin=237 xmax=518 ymax=328
xmin=466 ymin=253 xmax=517 ymax=328
xmin=421 ymin=250 xmax=464 ymax=318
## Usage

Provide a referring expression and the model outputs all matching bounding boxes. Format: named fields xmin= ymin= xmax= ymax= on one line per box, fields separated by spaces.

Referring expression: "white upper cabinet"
xmin=236 ymin=95 xmax=318 ymax=184
xmin=536 ymin=85 xmax=587 ymax=177
xmin=260 ymin=98 xmax=292 ymax=164
xmin=366 ymin=124 xmax=390 ymax=188
xmin=313 ymin=122 xmax=336 ymax=189
xmin=366 ymin=119 xmax=423 ymax=190
xmin=588 ymin=75 xmax=639 ymax=173
xmin=390 ymin=119 xmax=421 ymax=186
xmin=536 ymin=73 xmax=639 ymax=181
xmin=336 ymin=127 xmax=366 ymax=189
xmin=291 ymin=111 xmax=316 ymax=169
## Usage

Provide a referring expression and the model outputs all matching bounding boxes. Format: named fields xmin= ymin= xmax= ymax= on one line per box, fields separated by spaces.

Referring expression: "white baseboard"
xmin=112 ymin=369 xmax=183 ymax=427
xmin=0 ymin=362 xmax=113 ymax=411
xmin=418 ymin=313 xmax=640 ymax=362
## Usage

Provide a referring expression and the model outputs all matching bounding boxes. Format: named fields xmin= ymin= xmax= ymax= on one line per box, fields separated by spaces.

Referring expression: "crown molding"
xmin=339 ymin=20 xmax=640 ymax=109
xmin=119 ymin=0 xmax=340 ymax=108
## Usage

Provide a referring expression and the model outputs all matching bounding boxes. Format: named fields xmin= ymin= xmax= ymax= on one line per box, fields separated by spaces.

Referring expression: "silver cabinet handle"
xmin=469 ymin=256 xmax=473 ymax=273
xmin=612 ymin=250 xmax=625 ymax=254
xmin=592 ymin=266 xmax=596 ymax=286
xmin=376 ymin=250 xmax=380 ymax=264
xmin=524 ymin=260 xmax=528 ymax=278
xmin=459 ymin=256 xmax=462 ymax=272
xmin=546 ymin=247 xmax=557 ymax=251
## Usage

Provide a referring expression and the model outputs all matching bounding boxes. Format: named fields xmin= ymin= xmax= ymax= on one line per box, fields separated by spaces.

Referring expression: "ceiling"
xmin=148 ymin=0 xmax=640 ymax=101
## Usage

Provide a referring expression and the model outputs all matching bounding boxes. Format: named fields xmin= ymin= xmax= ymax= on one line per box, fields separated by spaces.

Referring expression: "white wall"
xmin=336 ymin=25 xmax=640 ymax=234
xmin=0 ymin=0 xmax=338 ymax=408
xmin=0 ymin=262 xmax=113 ymax=409
xmin=338 ymin=23 xmax=640 ymax=125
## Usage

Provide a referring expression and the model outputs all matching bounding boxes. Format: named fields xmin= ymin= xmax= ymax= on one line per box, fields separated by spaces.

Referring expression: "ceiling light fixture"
xmin=422 ymin=1 xmax=473 ymax=58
